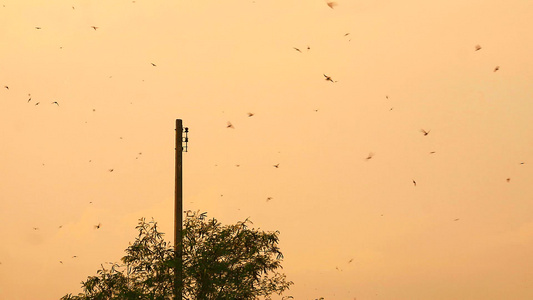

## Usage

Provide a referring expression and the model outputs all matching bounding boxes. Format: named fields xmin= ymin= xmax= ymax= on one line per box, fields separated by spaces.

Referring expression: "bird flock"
xmin=0 ymin=3 xmax=526 ymax=300
xmin=0 ymin=4 xmax=153 ymax=267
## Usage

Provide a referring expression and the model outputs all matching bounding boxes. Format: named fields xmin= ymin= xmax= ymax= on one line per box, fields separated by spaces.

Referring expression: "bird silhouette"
xmin=35 ymin=27 xmax=41 ymax=29
xmin=91 ymin=26 xmax=98 ymax=30
xmin=33 ymin=227 xmax=39 ymax=230
xmin=151 ymin=62 xmax=157 ymax=66
xmin=454 ymin=218 xmax=460 ymax=221
xmin=52 ymin=101 xmax=59 ymax=106
xmin=494 ymin=66 xmax=500 ymax=72
xmin=475 ymin=44 xmax=482 ymax=51
xmin=72 ymin=256 xmax=77 ymax=258
xmin=506 ymin=178 xmax=510 ymax=183
xmin=266 ymin=197 xmax=273 ymax=202
xmin=412 ymin=180 xmax=417 ymax=187
xmin=108 ymin=169 xmax=114 ymax=172
xmin=420 ymin=129 xmax=430 ymax=136
xmin=4 ymin=86 xmax=8 ymax=90
xmin=293 ymin=47 xmax=302 ymax=53
xmin=227 ymin=121 xmax=234 ymax=129
xmin=35 ymin=102 xmax=40 ymax=106
xmin=365 ymin=153 xmax=374 ymax=160
xmin=94 ymin=223 xmax=102 ymax=229
xmin=327 ymin=1 xmax=337 ymax=8
xmin=273 ymin=163 xmax=280 ymax=168
xmin=247 ymin=112 xmax=254 ymax=117
xmin=28 ymin=97 xmax=31 ymax=102
xmin=323 ymin=74 xmax=335 ymax=82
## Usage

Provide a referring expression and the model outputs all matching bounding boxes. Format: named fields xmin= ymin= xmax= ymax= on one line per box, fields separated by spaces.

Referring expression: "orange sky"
xmin=1 ymin=0 xmax=533 ymax=299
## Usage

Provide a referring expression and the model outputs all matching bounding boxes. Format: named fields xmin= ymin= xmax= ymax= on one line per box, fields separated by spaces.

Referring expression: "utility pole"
xmin=174 ymin=119 xmax=187 ymax=300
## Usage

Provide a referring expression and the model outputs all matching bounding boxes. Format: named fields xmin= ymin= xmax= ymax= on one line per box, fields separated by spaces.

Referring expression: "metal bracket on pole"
xmin=182 ymin=127 xmax=189 ymax=152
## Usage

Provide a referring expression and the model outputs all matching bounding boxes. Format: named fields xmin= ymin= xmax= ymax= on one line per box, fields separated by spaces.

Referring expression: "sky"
xmin=1 ymin=0 xmax=533 ymax=299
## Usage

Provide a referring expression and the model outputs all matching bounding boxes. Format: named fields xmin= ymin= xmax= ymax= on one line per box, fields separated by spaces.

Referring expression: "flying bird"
xmin=273 ymin=163 xmax=280 ymax=168
xmin=247 ymin=112 xmax=254 ymax=117
xmin=58 ymin=225 xmax=63 ymax=229
xmin=266 ymin=197 xmax=273 ymax=202
xmin=323 ymin=74 xmax=336 ymax=82
xmin=429 ymin=151 xmax=436 ymax=154
xmin=506 ymin=178 xmax=510 ymax=183
xmin=293 ymin=47 xmax=302 ymax=53
xmin=33 ymin=227 xmax=39 ymax=230
xmin=327 ymin=1 xmax=337 ymax=8
xmin=72 ymin=256 xmax=77 ymax=258
xmin=226 ymin=121 xmax=234 ymax=129
xmin=52 ymin=101 xmax=59 ymax=106
xmin=94 ymin=223 xmax=102 ymax=229
xmin=494 ymin=66 xmax=499 ymax=72
xmin=420 ymin=129 xmax=430 ymax=136
xmin=454 ymin=218 xmax=460 ymax=221
xmin=108 ymin=169 xmax=114 ymax=172
xmin=28 ymin=97 xmax=31 ymax=102
xmin=59 ymin=261 xmax=63 ymax=264
xmin=344 ymin=33 xmax=350 ymax=36
xmin=475 ymin=44 xmax=482 ymax=51
xmin=4 ymin=86 xmax=8 ymax=90
xmin=348 ymin=258 xmax=354 ymax=263
xmin=412 ymin=180 xmax=417 ymax=187
xmin=35 ymin=102 xmax=40 ymax=105
xmin=35 ymin=27 xmax=41 ymax=29
xmin=151 ymin=62 xmax=157 ymax=66
xmin=91 ymin=26 xmax=98 ymax=30
xmin=365 ymin=153 xmax=374 ymax=160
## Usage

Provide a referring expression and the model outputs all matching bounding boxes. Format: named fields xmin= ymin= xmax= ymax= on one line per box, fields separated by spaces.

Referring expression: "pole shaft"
xmin=174 ymin=119 xmax=183 ymax=299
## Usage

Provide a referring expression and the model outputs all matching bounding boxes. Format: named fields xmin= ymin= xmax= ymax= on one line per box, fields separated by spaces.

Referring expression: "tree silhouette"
xmin=62 ymin=211 xmax=293 ymax=300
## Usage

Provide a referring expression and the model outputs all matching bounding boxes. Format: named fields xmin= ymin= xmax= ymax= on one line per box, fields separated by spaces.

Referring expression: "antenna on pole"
xmin=174 ymin=119 xmax=186 ymax=299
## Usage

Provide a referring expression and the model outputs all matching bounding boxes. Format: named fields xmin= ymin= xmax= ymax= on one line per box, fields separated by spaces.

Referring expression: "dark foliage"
xmin=61 ymin=211 xmax=293 ymax=300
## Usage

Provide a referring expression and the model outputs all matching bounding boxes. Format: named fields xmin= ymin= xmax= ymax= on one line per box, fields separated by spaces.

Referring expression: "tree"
xmin=62 ymin=211 xmax=293 ymax=300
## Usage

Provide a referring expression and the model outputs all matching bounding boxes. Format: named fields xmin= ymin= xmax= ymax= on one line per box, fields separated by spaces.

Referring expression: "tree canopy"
xmin=61 ymin=211 xmax=293 ymax=300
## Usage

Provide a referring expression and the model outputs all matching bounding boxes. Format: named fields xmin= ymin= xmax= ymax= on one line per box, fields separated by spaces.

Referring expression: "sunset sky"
xmin=1 ymin=0 xmax=533 ymax=299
